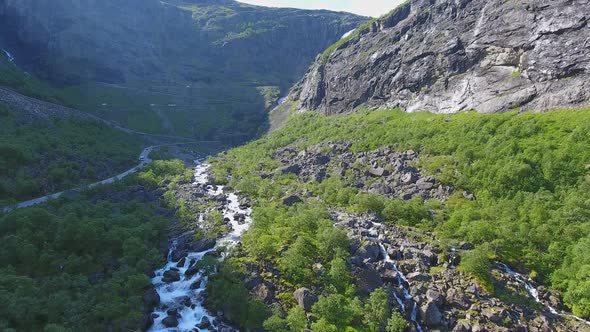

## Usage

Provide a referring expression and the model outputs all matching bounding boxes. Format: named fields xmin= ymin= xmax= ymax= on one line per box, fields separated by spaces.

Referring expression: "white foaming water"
xmin=277 ymin=97 xmax=287 ymax=105
xmin=149 ymin=163 xmax=252 ymax=332
xmin=377 ymin=241 xmax=423 ymax=331
xmin=2 ymin=49 xmax=14 ymax=62
xmin=496 ymin=262 xmax=590 ymax=327
xmin=341 ymin=29 xmax=355 ymax=39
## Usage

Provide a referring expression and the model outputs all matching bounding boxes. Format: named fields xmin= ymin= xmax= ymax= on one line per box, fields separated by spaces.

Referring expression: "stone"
xmin=197 ymin=316 xmax=212 ymax=329
xmin=419 ymin=302 xmax=443 ymax=328
xmin=357 ymin=243 xmax=382 ymax=263
xmin=277 ymin=164 xmax=302 ymax=175
xmin=293 ymin=0 xmax=590 ymax=119
xmin=143 ymin=286 xmax=160 ymax=310
xmin=162 ymin=315 xmax=179 ymax=328
xmin=282 ymin=195 xmax=303 ymax=206
xmin=191 ymin=238 xmax=216 ymax=252
xmin=294 ymin=288 xmax=318 ymax=311
xmin=162 ymin=269 xmax=181 ymax=283
xmin=406 ymin=272 xmax=430 ymax=282
xmin=368 ymin=167 xmax=389 ymax=177
xmin=353 ymin=266 xmax=384 ymax=295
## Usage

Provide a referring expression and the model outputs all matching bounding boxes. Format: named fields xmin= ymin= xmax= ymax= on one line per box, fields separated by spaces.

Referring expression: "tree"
xmin=364 ymin=288 xmax=390 ymax=332
xmin=386 ymin=311 xmax=407 ymax=332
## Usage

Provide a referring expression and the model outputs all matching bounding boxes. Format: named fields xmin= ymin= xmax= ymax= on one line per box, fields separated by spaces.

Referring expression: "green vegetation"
xmin=320 ymin=0 xmax=410 ymax=62
xmin=0 ymin=159 xmax=189 ymax=331
xmin=0 ymin=104 xmax=143 ymax=205
xmin=211 ymin=107 xmax=590 ymax=319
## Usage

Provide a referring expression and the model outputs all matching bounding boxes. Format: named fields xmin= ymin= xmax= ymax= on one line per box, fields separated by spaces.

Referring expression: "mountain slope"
xmin=291 ymin=0 xmax=590 ymax=115
xmin=0 ymin=0 xmax=366 ymax=141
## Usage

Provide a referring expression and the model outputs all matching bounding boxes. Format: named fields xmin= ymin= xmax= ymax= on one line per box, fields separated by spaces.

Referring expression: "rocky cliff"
xmin=291 ymin=0 xmax=590 ymax=115
xmin=0 ymin=0 xmax=366 ymax=141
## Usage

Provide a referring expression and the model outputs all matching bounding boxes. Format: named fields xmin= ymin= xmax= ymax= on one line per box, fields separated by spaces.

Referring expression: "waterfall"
xmin=148 ymin=163 xmax=252 ymax=331
xmin=2 ymin=49 xmax=15 ymax=63
xmin=496 ymin=262 xmax=590 ymax=327
xmin=377 ymin=241 xmax=423 ymax=331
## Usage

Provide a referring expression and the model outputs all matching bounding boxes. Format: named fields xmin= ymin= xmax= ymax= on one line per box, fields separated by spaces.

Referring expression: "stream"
xmin=376 ymin=241 xmax=424 ymax=332
xmin=496 ymin=262 xmax=590 ymax=327
xmin=149 ymin=163 xmax=252 ymax=332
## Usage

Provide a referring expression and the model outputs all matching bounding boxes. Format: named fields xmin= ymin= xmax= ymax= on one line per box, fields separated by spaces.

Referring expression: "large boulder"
xmin=420 ymin=301 xmax=443 ymax=328
xmin=143 ymin=286 xmax=160 ymax=311
xmin=294 ymin=288 xmax=318 ymax=311
xmin=162 ymin=269 xmax=181 ymax=283
xmin=162 ymin=314 xmax=179 ymax=328
xmin=191 ymin=238 xmax=216 ymax=252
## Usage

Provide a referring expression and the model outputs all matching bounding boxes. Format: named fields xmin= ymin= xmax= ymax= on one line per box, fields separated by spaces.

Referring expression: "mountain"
xmin=0 ymin=0 xmax=366 ymax=141
xmin=291 ymin=0 xmax=590 ymax=115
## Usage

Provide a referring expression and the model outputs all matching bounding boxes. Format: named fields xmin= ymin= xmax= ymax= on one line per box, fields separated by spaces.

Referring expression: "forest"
xmin=209 ymin=108 xmax=590 ymax=329
xmin=0 ymin=160 xmax=190 ymax=331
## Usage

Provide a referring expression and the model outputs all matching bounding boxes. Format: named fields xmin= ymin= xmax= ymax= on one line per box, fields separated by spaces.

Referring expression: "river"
xmin=148 ymin=163 xmax=252 ymax=331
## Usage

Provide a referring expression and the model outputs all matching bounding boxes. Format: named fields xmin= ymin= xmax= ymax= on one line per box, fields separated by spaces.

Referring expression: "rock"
xmin=419 ymin=302 xmax=443 ymax=328
xmin=426 ymin=289 xmax=442 ymax=306
xmin=282 ymin=195 xmax=303 ymax=206
xmin=452 ymin=322 xmax=472 ymax=332
xmin=140 ymin=313 xmax=154 ymax=331
xmin=357 ymin=243 xmax=382 ymax=263
xmin=406 ymin=272 xmax=430 ymax=282
xmin=276 ymin=164 xmax=301 ymax=175
xmin=463 ymin=191 xmax=476 ymax=200
xmin=381 ymin=269 xmax=400 ymax=284
xmin=143 ymin=286 xmax=160 ymax=310
xmin=368 ymin=167 xmax=389 ymax=177
xmin=293 ymin=288 xmax=318 ymax=311
xmin=254 ymin=283 xmax=275 ymax=304
xmin=185 ymin=264 xmax=200 ymax=277
xmin=401 ymin=172 xmax=417 ymax=184
xmin=162 ymin=315 xmax=179 ymax=328
xmin=244 ymin=276 xmax=264 ymax=290
xmin=293 ymin=0 xmax=590 ymax=117
xmin=191 ymin=238 xmax=216 ymax=252
xmin=197 ymin=316 xmax=212 ymax=329
xmin=176 ymin=257 xmax=186 ymax=268
xmin=353 ymin=266 xmax=384 ymax=295
xmin=416 ymin=177 xmax=434 ymax=190
xmin=162 ymin=269 xmax=181 ymax=283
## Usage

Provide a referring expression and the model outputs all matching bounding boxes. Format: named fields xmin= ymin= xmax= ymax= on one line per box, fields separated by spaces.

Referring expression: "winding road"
xmin=1 ymin=143 xmax=202 ymax=214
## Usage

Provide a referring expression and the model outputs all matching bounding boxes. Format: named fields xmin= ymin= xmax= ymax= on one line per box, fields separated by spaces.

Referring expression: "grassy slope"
xmin=211 ymin=108 xmax=590 ymax=320
xmin=0 ymin=103 xmax=144 ymax=205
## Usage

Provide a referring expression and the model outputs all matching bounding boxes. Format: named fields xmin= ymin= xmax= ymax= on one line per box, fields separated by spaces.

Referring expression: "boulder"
xmin=353 ymin=266 xmax=384 ymax=296
xmin=191 ymin=238 xmax=216 ymax=252
xmin=162 ymin=269 xmax=181 ymax=283
xmin=419 ymin=302 xmax=443 ymax=328
xmin=294 ymin=288 xmax=318 ymax=311
xmin=162 ymin=315 xmax=179 ymax=328
xmin=357 ymin=243 xmax=382 ymax=263
xmin=277 ymin=164 xmax=301 ymax=175
xmin=368 ymin=167 xmax=389 ymax=177
xmin=143 ymin=286 xmax=160 ymax=310
xmin=140 ymin=313 xmax=154 ymax=331
xmin=282 ymin=195 xmax=303 ymax=206
xmin=197 ymin=316 xmax=212 ymax=329
xmin=406 ymin=272 xmax=431 ymax=282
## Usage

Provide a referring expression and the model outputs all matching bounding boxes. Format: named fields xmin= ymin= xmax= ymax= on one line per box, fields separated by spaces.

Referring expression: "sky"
xmin=237 ymin=0 xmax=406 ymax=17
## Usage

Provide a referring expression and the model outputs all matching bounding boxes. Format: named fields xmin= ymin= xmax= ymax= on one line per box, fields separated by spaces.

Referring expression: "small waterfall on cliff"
xmin=2 ymin=49 xmax=14 ymax=63
xmin=149 ymin=163 xmax=252 ymax=331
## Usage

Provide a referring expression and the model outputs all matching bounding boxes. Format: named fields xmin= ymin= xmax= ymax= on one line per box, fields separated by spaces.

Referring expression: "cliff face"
xmin=292 ymin=0 xmax=590 ymax=115
xmin=0 ymin=0 xmax=366 ymax=141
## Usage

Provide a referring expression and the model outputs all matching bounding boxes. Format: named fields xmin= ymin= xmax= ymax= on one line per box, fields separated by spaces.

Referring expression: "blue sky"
xmin=237 ymin=0 xmax=405 ymax=17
